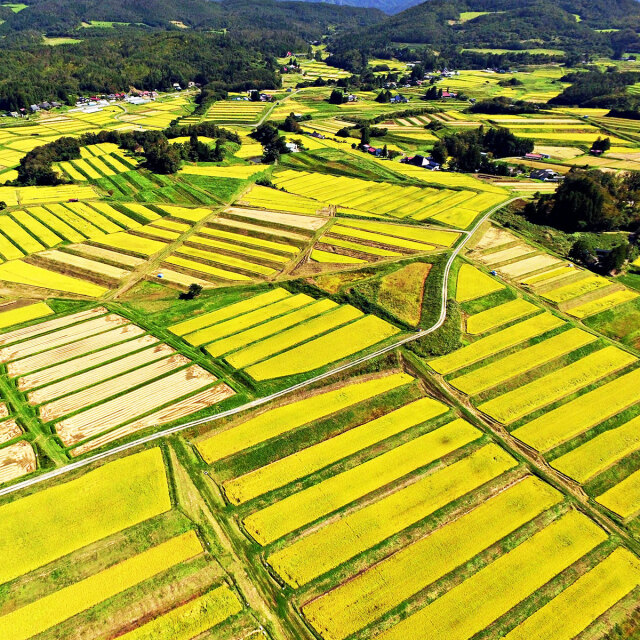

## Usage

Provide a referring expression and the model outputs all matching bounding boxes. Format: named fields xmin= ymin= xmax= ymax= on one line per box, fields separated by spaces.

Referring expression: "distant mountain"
xmin=273 ymin=0 xmax=425 ymax=14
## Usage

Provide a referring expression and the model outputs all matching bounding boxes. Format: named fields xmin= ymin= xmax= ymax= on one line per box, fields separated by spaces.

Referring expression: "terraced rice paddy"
xmin=204 ymin=100 xmax=269 ymax=124
xmin=455 ymin=264 xmax=504 ymax=302
xmin=272 ymin=170 xmax=508 ymax=228
xmin=170 ymin=287 xmax=401 ymax=380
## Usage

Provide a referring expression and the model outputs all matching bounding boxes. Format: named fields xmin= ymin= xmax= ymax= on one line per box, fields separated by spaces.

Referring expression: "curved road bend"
xmin=0 ymin=198 xmax=519 ymax=499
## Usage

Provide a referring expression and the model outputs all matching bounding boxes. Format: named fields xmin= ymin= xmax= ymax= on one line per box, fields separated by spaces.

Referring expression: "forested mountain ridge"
xmin=0 ymin=0 xmax=384 ymax=35
xmin=328 ymin=0 xmax=640 ymax=58
xmin=270 ymin=0 xmax=424 ymax=13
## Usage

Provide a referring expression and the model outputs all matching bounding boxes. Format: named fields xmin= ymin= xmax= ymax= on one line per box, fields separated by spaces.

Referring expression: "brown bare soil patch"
xmin=0 ymin=441 xmax=36 ymax=483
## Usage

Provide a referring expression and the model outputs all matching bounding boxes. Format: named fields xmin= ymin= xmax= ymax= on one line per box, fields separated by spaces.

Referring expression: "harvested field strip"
xmin=456 ymin=264 xmax=504 ymax=302
xmin=568 ymin=289 xmax=638 ymax=318
xmin=11 ymin=210 xmax=61 ymax=246
xmin=466 ymin=298 xmax=539 ymax=334
xmin=67 ymin=244 xmax=145 ymax=268
xmin=542 ymin=275 xmax=611 ymax=303
xmin=55 ymin=365 xmax=218 ymax=447
xmin=115 ymin=585 xmax=243 ymax=640
xmin=98 ymin=232 xmax=167 ymax=256
xmin=18 ymin=334 xmax=158 ymax=391
xmin=227 ymin=306 xmax=363 ymax=369
xmin=188 ymin=235 xmax=289 ymax=264
xmin=70 ymin=383 xmax=234 ymax=456
xmin=29 ymin=342 xmax=173 ymax=405
xmin=0 ymin=531 xmax=203 ymax=640
xmin=206 ymin=300 xmax=336 ymax=357
xmin=329 ymin=225 xmax=435 ymax=252
xmin=499 ymin=254 xmax=560 ymax=278
xmin=213 ymin=218 xmax=308 ymax=243
xmin=311 ymin=249 xmax=365 ymax=264
xmin=321 ymin=237 xmax=403 ymax=258
xmin=165 ymin=256 xmax=253 ymax=282
xmin=0 ymin=419 xmax=21 ymax=444
xmin=8 ymin=324 xmax=144 ymax=378
xmin=0 ymin=302 xmax=52 ymax=330
xmin=0 ymin=440 xmax=36 ymax=484
xmin=0 ymin=216 xmax=44 ymax=254
xmin=37 ymin=250 xmax=130 ymax=281
xmin=511 ymin=366 xmax=640 ymax=453
xmin=0 ymin=313 xmax=129 ymax=363
xmin=597 ymin=470 xmax=640 ymax=518
xmin=482 ymin=246 xmax=535 ymax=265
xmin=375 ymin=511 xmax=607 ymax=640
xmin=429 ymin=314 xmax=565 ymax=375
xmin=451 ymin=328 xmax=596 ymax=396
xmin=39 ymin=353 xmax=188 ymax=421
xmin=553 ymin=415 xmax=640 ymax=483
xmin=224 ymin=396 xmax=449 ymax=505
xmin=177 ymin=245 xmax=277 ymax=276
xmin=244 ymin=314 xmax=400 ymax=380
xmin=303 ymin=476 xmax=562 ymax=640
xmin=0 ymin=307 xmax=105 ymax=346
xmin=200 ymin=227 xmax=298 ymax=255
xmin=269 ymin=444 xmax=517 ymax=588
xmin=228 ymin=207 xmax=327 ymax=231
xmin=185 ymin=294 xmax=316 ymax=347
xmin=478 ymin=346 xmax=636 ymax=425
xmin=503 ymin=547 xmax=640 ymax=640
xmin=245 ymin=419 xmax=480 ymax=545
xmin=197 ymin=372 xmax=414 ymax=464
xmin=170 ymin=289 xmax=290 ymax=336
xmin=27 ymin=206 xmax=84 ymax=242
xmin=0 ymin=448 xmax=170 ymax=584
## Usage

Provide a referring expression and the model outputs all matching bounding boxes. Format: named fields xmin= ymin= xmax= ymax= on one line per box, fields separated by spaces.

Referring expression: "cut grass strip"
xmin=224 ymin=396 xmax=449 ymax=505
xmin=269 ymin=444 xmax=517 ymax=587
xmin=479 ymin=346 xmax=636 ymax=425
xmin=512 ymin=366 xmax=640 ymax=453
xmin=244 ymin=418 xmax=480 ymax=545
xmin=376 ymin=510 xmax=607 ymax=640
xmin=503 ymin=547 xmax=640 ymax=640
xmin=196 ymin=372 xmax=414 ymax=464
xmin=465 ymin=298 xmax=539 ymax=335
xmin=429 ymin=314 xmax=564 ymax=375
xmin=244 ymin=314 xmax=400 ymax=380
xmin=0 ymin=531 xmax=202 ymax=640
xmin=303 ymin=476 xmax=561 ymax=640
xmin=450 ymin=328 xmax=597 ymax=396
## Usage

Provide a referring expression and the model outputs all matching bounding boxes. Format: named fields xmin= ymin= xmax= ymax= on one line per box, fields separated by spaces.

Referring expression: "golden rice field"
xmin=0 ymin=449 xmax=170 ymax=584
xmin=455 ymin=264 xmax=504 ymax=302
xmin=429 ymin=313 xmax=565 ymax=375
xmin=465 ymin=298 xmax=539 ymax=334
xmin=303 ymin=476 xmax=561 ymax=640
xmin=479 ymin=345 xmax=636 ymax=424
xmin=0 ymin=531 xmax=203 ymax=640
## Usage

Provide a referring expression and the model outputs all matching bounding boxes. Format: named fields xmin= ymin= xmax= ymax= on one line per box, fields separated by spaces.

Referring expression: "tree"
xmin=360 ymin=126 xmax=371 ymax=146
xmin=602 ymin=242 xmax=629 ymax=273
xmin=592 ymin=137 xmax=611 ymax=153
xmin=569 ymin=238 xmax=595 ymax=265
xmin=0 ymin=202 xmax=6 ymax=211
xmin=179 ymin=283 xmax=203 ymax=300
xmin=145 ymin=139 xmax=182 ymax=174
xmin=328 ymin=89 xmax=345 ymax=105
xmin=431 ymin=141 xmax=447 ymax=165
xmin=281 ymin=113 xmax=302 ymax=133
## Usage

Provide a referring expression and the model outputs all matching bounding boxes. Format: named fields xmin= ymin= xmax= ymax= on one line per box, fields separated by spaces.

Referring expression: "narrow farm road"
xmin=0 ymin=197 xmax=518 ymax=499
